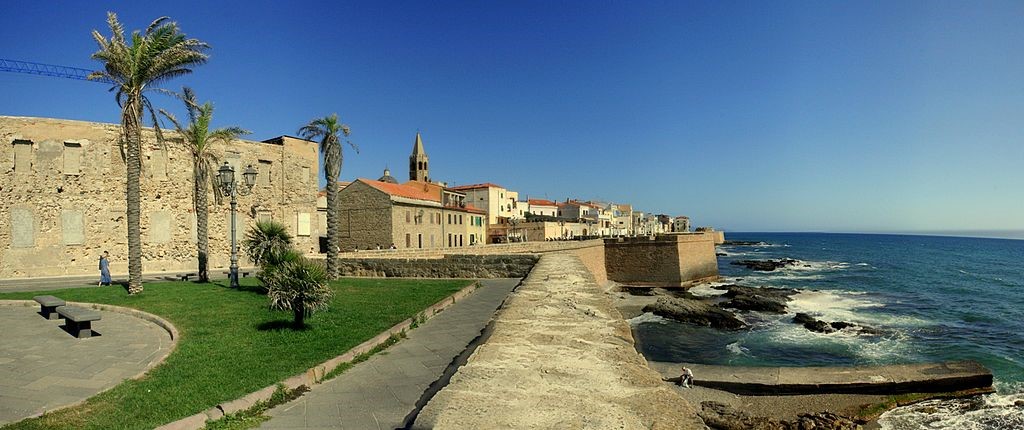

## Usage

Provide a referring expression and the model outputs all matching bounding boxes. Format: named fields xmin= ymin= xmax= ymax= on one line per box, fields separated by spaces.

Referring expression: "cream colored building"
xmin=335 ymin=134 xmax=486 ymax=250
xmin=0 ymin=116 xmax=320 ymax=279
xmin=526 ymin=198 xmax=558 ymax=217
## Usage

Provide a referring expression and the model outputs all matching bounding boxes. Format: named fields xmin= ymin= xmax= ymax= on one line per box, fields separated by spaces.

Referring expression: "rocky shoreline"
xmin=611 ymin=265 xmax=997 ymax=429
xmin=635 ymin=278 xmax=877 ymax=336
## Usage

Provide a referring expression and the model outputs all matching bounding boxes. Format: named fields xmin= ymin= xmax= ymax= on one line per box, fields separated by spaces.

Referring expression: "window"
xmin=258 ymin=160 xmax=272 ymax=186
xmin=300 ymin=166 xmax=310 ymax=184
xmin=13 ymin=140 xmax=32 ymax=173
xmin=258 ymin=212 xmax=273 ymax=223
xmin=447 ymin=214 xmax=452 ymax=224
xmin=406 ymin=211 xmax=411 ymax=223
xmin=448 ymin=234 xmax=452 ymax=247
xmin=63 ymin=142 xmax=82 ymax=175
xmin=459 ymin=215 xmax=463 ymax=224
xmin=405 ymin=233 xmax=411 ymax=248
xmin=418 ymin=234 xmax=423 ymax=248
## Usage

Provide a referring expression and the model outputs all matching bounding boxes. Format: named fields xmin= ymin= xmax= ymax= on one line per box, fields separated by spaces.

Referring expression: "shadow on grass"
xmin=257 ymin=320 xmax=309 ymax=331
xmin=212 ymin=279 xmax=269 ymax=296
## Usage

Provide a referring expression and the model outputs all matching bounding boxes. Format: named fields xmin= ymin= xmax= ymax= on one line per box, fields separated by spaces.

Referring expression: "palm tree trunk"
xmin=195 ymin=160 xmax=210 ymax=283
xmin=293 ymin=307 xmax=305 ymax=328
xmin=124 ymin=98 xmax=144 ymax=294
xmin=325 ymin=153 xmax=339 ymax=279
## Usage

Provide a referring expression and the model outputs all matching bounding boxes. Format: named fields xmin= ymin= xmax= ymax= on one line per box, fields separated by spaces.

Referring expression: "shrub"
xmin=264 ymin=256 xmax=333 ymax=328
xmin=243 ymin=220 xmax=293 ymax=268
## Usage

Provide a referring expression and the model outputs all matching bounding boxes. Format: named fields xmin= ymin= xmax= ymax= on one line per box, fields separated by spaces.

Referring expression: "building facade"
xmin=1 ymin=116 xmax=320 ymax=279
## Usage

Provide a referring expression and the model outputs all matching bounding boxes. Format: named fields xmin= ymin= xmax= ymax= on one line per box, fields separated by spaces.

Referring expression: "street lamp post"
xmin=218 ymin=162 xmax=258 ymax=289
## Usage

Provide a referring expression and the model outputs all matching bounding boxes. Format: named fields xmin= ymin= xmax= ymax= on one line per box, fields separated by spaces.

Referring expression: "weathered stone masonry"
xmin=0 ymin=116 xmax=320 ymax=279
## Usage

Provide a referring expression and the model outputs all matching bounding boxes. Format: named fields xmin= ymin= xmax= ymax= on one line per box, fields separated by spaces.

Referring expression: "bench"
xmin=180 ymin=272 xmax=198 ymax=281
xmin=33 ymin=295 xmax=65 ymax=320
xmin=221 ymin=270 xmax=252 ymax=278
xmin=56 ymin=306 xmax=101 ymax=338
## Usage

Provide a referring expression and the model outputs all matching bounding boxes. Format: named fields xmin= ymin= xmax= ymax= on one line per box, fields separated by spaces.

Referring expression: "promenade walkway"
xmin=258 ymin=278 xmax=521 ymax=430
xmin=0 ymin=304 xmax=172 ymax=425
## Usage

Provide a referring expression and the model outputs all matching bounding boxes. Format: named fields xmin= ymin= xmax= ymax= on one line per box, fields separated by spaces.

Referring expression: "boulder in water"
xmin=720 ymin=294 xmax=789 ymax=314
xmin=730 ymin=259 xmax=800 ymax=271
xmin=642 ymin=297 xmax=747 ymax=330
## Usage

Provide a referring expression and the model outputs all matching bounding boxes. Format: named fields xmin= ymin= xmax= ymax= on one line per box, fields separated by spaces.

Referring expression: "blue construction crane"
xmin=0 ymin=58 xmax=115 ymax=84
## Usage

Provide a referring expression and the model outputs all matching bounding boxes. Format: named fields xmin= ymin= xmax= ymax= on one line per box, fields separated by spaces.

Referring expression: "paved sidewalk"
xmin=0 ymin=305 xmax=172 ymax=425
xmin=259 ymin=278 xmax=521 ymax=430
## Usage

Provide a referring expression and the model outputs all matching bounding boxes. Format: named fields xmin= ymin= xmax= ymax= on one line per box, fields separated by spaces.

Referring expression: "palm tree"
xmin=264 ymin=254 xmax=333 ymax=328
xmin=243 ymin=220 xmax=294 ymax=269
xmin=160 ymin=87 xmax=250 ymax=283
xmin=89 ymin=12 xmax=209 ymax=294
xmin=298 ymin=114 xmax=356 ymax=279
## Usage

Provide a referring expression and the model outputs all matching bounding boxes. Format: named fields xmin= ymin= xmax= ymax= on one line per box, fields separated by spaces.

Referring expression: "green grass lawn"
xmin=0 ymin=277 xmax=472 ymax=430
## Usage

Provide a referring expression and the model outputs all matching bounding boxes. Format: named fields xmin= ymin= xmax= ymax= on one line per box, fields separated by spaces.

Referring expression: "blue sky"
xmin=2 ymin=1 xmax=1022 ymax=234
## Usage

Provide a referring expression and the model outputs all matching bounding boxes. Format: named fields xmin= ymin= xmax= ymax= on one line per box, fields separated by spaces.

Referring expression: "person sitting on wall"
xmin=389 ymin=243 xmax=397 ymax=250
xmin=679 ymin=366 xmax=694 ymax=388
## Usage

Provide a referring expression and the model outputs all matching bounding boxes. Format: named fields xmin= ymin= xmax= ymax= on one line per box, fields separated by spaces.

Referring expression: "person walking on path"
xmin=679 ymin=366 xmax=694 ymax=388
xmin=98 ymin=251 xmax=111 ymax=286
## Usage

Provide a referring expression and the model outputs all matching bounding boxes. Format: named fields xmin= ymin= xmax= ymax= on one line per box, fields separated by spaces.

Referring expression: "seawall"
xmin=334 ymin=232 xmax=717 ymax=287
xmin=412 ymin=252 xmax=704 ymax=429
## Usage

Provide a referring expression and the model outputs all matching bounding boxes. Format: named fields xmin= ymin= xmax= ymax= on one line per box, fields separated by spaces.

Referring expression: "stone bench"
xmin=33 ymin=295 xmax=66 ymax=320
xmin=222 ymin=270 xmax=252 ymax=278
xmin=56 ymin=306 xmax=101 ymax=338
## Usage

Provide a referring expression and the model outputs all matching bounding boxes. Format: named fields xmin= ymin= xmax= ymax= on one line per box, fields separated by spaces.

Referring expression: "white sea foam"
xmin=878 ymin=386 xmax=1024 ymax=430
xmin=688 ymin=282 xmax=730 ymax=297
xmin=726 ymin=341 xmax=749 ymax=355
xmin=788 ymin=290 xmax=927 ymax=327
xmin=628 ymin=312 xmax=668 ymax=326
xmin=782 ymin=259 xmax=850 ymax=272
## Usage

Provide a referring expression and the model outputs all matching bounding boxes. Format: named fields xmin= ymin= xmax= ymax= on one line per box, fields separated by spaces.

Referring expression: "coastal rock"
xmin=699 ymin=401 xmax=860 ymax=430
xmin=791 ymin=412 xmax=860 ymax=430
xmin=642 ymin=297 xmax=747 ymax=330
xmin=730 ymin=259 xmax=800 ymax=271
xmin=1015 ymin=399 xmax=1024 ymax=407
xmin=793 ymin=313 xmax=835 ymax=333
xmin=699 ymin=401 xmax=786 ymax=430
xmin=715 ymin=285 xmax=797 ymax=314
xmin=830 ymin=321 xmax=856 ymax=331
xmin=719 ymin=294 xmax=789 ymax=314
xmin=792 ymin=313 xmax=880 ymax=335
xmin=716 ymin=252 xmax=727 ymax=257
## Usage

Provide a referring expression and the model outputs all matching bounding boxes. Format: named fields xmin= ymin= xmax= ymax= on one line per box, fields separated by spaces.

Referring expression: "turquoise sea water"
xmin=630 ymin=232 xmax=1024 ymax=429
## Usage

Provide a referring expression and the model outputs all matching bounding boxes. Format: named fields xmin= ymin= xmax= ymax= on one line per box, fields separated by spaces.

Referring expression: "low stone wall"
xmin=336 ymin=254 xmax=539 ymax=278
xmin=604 ymin=233 xmax=719 ymax=287
xmin=335 ymin=239 xmax=604 ymax=260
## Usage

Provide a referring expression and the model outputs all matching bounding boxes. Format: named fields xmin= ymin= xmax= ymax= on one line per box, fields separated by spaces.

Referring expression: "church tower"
xmin=409 ymin=132 xmax=429 ymax=182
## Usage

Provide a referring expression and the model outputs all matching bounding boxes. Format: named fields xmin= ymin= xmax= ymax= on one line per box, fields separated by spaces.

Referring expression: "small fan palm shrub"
xmin=263 ymin=255 xmax=333 ymax=328
xmin=243 ymin=220 xmax=293 ymax=269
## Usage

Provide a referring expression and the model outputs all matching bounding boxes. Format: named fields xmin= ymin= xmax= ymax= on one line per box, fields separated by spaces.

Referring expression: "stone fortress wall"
xmin=0 ymin=116 xmax=320 ymax=279
xmin=333 ymin=232 xmax=718 ymax=286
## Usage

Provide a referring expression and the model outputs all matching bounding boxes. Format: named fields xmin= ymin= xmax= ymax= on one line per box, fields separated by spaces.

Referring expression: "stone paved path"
xmin=259 ymin=278 xmax=521 ymax=430
xmin=0 ymin=304 xmax=172 ymax=425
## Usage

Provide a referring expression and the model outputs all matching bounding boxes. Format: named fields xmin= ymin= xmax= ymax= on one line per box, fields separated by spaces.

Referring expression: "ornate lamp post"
xmin=218 ymin=162 xmax=258 ymax=289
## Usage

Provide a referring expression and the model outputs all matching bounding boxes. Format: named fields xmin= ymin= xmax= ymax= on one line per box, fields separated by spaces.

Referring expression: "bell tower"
xmin=409 ymin=131 xmax=429 ymax=182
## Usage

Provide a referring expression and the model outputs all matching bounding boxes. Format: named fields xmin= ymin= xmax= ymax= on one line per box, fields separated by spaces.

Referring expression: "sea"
xmin=629 ymin=232 xmax=1024 ymax=429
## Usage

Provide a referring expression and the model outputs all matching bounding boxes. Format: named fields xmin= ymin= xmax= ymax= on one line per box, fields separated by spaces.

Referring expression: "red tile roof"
xmin=527 ymin=199 xmax=557 ymax=206
xmin=449 ymin=182 xmax=503 ymax=191
xmin=358 ymin=179 xmax=440 ymax=202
